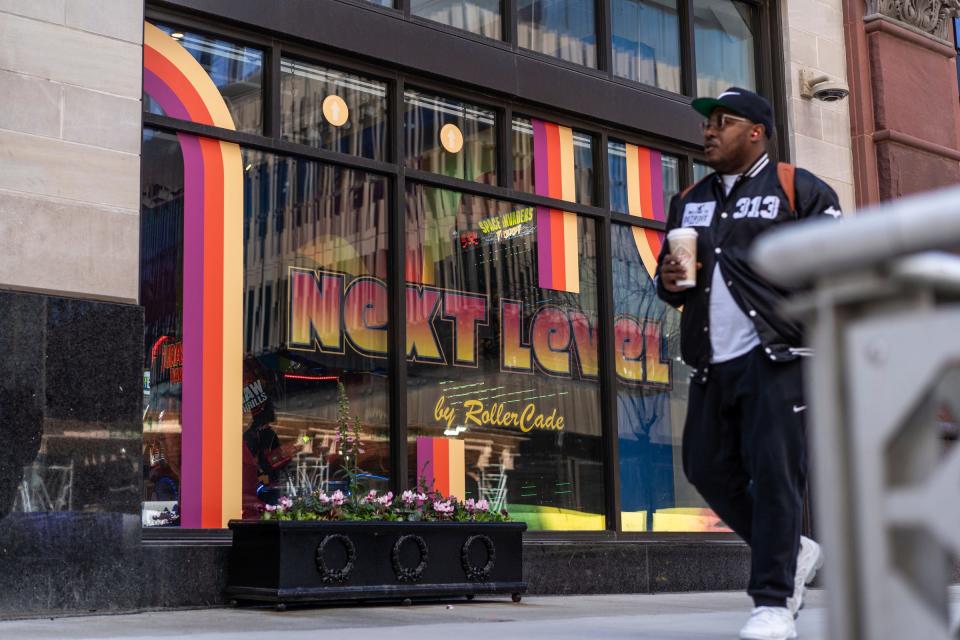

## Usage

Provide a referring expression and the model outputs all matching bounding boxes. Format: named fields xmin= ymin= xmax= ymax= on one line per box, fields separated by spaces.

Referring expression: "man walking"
xmin=657 ymin=87 xmax=839 ymax=640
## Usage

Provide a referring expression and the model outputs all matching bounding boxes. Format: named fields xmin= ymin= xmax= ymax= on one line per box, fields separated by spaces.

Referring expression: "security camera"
xmin=799 ymin=69 xmax=850 ymax=102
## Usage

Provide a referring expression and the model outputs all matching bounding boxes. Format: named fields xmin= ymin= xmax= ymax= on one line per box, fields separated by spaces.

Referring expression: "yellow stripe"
xmin=447 ymin=439 xmax=465 ymax=500
xmin=220 ymin=141 xmax=244 ymax=526
xmin=558 ymin=126 xmax=576 ymax=202
xmin=625 ymin=144 xmax=642 ymax=217
xmin=144 ymin=22 xmax=236 ymax=131
xmin=563 ymin=212 xmax=579 ymax=293
xmin=632 ymin=227 xmax=659 ymax=280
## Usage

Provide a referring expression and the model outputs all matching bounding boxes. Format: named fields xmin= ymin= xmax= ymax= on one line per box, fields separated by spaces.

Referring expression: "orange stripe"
xmin=200 ymin=137 xmax=225 ymax=527
xmin=545 ymin=123 xmax=563 ymax=200
xmin=644 ymin=228 xmax=663 ymax=258
xmin=143 ymin=46 xmax=214 ymax=126
xmin=636 ymin=146 xmax=654 ymax=221
xmin=433 ymin=439 xmax=450 ymax=497
xmin=550 ymin=209 xmax=566 ymax=288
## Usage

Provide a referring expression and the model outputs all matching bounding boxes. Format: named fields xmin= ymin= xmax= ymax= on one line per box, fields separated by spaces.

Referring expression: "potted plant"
xmin=226 ymin=383 xmax=527 ymax=608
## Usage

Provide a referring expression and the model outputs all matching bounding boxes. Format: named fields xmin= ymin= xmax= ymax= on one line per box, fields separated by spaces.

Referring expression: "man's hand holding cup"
xmin=661 ymin=228 xmax=699 ymax=292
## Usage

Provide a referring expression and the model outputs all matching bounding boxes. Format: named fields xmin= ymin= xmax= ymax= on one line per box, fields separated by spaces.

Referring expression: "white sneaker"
xmin=787 ymin=535 xmax=824 ymax=617
xmin=739 ymin=606 xmax=798 ymax=640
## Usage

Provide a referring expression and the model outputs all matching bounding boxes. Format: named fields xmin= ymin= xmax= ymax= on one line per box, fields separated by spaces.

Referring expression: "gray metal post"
xmin=753 ymin=184 xmax=960 ymax=640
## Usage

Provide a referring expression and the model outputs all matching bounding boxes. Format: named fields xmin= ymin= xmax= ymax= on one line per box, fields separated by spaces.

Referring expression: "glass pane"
xmin=140 ymin=130 xmax=392 ymax=526
xmin=693 ymin=0 xmax=756 ymax=97
xmin=405 ymin=183 xmax=604 ymax=530
xmin=518 ymin=0 xmax=597 ymax=68
xmin=513 ymin=117 xmax=595 ymax=205
xmin=608 ymin=140 xmax=680 ymax=217
xmin=693 ymin=160 xmax=711 ymax=182
xmin=281 ymin=58 xmax=389 ymax=161
xmin=405 ymin=90 xmax=498 ymax=184
xmin=141 ymin=129 xmax=185 ymax=526
xmin=412 ymin=0 xmax=502 ymax=39
xmin=612 ymin=0 xmax=681 ymax=92
xmin=145 ymin=24 xmax=263 ymax=134
xmin=611 ymin=223 xmax=728 ymax=532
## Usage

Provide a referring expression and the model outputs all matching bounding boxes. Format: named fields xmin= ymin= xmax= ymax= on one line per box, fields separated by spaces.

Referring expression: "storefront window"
xmin=405 ymin=183 xmax=605 ymax=530
xmin=517 ymin=0 xmax=597 ymax=68
xmin=144 ymin=24 xmax=264 ymax=134
xmin=513 ymin=117 xmax=595 ymax=205
xmin=281 ymin=58 xmax=389 ymax=160
xmin=693 ymin=0 xmax=756 ymax=97
xmin=611 ymin=0 xmax=681 ymax=93
xmin=140 ymin=130 xmax=391 ymax=526
xmin=412 ymin=0 xmax=501 ymax=39
xmin=405 ymin=90 xmax=498 ymax=184
xmin=608 ymin=141 xmax=680 ymax=217
xmin=611 ymin=223 xmax=727 ymax=532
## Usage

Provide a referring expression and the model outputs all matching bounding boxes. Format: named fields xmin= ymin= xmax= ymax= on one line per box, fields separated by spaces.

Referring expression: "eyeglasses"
xmin=700 ymin=113 xmax=751 ymax=133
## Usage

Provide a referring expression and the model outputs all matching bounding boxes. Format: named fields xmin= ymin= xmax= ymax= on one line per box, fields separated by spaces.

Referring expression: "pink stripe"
xmin=649 ymin=149 xmax=666 ymax=222
xmin=536 ymin=206 xmax=554 ymax=289
xmin=531 ymin=119 xmax=550 ymax=198
xmin=416 ymin=437 xmax=435 ymax=491
xmin=179 ymin=132 xmax=205 ymax=528
xmin=143 ymin=69 xmax=191 ymax=121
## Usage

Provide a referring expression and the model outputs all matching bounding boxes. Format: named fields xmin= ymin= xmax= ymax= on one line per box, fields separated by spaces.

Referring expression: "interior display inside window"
xmin=513 ymin=117 xmax=595 ymax=205
xmin=693 ymin=0 xmax=756 ymax=97
xmin=140 ymin=129 xmax=391 ymax=526
xmin=144 ymin=23 xmax=264 ymax=134
xmin=405 ymin=90 xmax=497 ymax=184
xmin=281 ymin=58 xmax=389 ymax=160
xmin=405 ymin=182 xmax=605 ymax=530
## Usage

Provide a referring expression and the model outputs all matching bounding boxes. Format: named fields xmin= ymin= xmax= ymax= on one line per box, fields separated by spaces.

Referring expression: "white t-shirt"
xmin=709 ymin=175 xmax=760 ymax=363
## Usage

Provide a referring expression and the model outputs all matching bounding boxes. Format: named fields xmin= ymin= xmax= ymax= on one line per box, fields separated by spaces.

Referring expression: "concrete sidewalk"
xmin=0 ymin=590 xmax=828 ymax=639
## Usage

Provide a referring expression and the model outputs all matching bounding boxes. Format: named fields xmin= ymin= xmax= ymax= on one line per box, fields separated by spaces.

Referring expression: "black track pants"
xmin=682 ymin=346 xmax=807 ymax=608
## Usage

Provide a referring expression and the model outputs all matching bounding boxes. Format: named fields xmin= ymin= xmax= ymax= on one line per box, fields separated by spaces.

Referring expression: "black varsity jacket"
xmin=655 ymin=152 xmax=842 ymax=379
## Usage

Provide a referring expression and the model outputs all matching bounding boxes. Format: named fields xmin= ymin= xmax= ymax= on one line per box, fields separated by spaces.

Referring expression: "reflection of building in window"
xmin=517 ymin=0 xmax=598 ymax=68
xmin=611 ymin=0 xmax=681 ymax=92
xmin=411 ymin=0 xmax=502 ymax=40
xmin=693 ymin=0 xmax=756 ymax=97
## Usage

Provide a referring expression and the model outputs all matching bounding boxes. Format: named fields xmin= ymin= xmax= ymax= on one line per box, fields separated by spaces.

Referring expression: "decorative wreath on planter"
xmin=315 ymin=534 xmax=356 ymax=583
xmin=392 ymin=534 xmax=429 ymax=583
xmin=460 ymin=534 xmax=496 ymax=582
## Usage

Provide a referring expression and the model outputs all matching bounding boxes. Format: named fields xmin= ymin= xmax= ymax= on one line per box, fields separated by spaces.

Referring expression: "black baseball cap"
xmin=692 ymin=87 xmax=775 ymax=139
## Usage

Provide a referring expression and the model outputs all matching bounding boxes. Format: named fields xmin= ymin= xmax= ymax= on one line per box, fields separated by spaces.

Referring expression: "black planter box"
xmin=226 ymin=520 xmax=527 ymax=606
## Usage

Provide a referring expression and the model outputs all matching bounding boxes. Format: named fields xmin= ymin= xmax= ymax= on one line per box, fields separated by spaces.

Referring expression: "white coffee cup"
xmin=667 ymin=227 xmax=698 ymax=288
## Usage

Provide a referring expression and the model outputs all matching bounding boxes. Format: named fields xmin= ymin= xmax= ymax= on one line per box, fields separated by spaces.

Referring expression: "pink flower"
xmin=362 ymin=490 xmax=378 ymax=504
xmin=377 ymin=491 xmax=393 ymax=507
xmin=318 ymin=492 xmax=330 ymax=505
xmin=330 ymin=490 xmax=345 ymax=506
xmin=279 ymin=496 xmax=293 ymax=509
xmin=465 ymin=498 xmax=476 ymax=512
xmin=265 ymin=504 xmax=277 ymax=512
xmin=401 ymin=490 xmax=416 ymax=505
xmin=476 ymin=499 xmax=490 ymax=512
xmin=416 ymin=492 xmax=428 ymax=506
xmin=433 ymin=500 xmax=454 ymax=516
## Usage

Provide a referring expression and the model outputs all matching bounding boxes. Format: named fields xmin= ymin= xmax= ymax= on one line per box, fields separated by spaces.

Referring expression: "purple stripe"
xmin=143 ymin=69 xmax=191 ymax=121
xmin=537 ymin=206 xmax=554 ymax=289
xmin=416 ymin=437 xmax=434 ymax=492
xmin=178 ymin=132 xmax=205 ymax=529
xmin=531 ymin=119 xmax=550 ymax=198
xmin=649 ymin=149 xmax=666 ymax=222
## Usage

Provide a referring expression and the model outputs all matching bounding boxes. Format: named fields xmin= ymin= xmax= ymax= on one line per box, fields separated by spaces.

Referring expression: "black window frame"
xmin=140 ymin=0 xmax=788 ymax=539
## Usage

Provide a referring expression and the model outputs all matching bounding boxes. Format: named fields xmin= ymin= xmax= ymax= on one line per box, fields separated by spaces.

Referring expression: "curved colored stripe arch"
xmin=625 ymin=142 xmax=667 ymax=279
xmin=144 ymin=22 xmax=235 ymax=130
xmin=143 ymin=20 xmax=243 ymax=528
